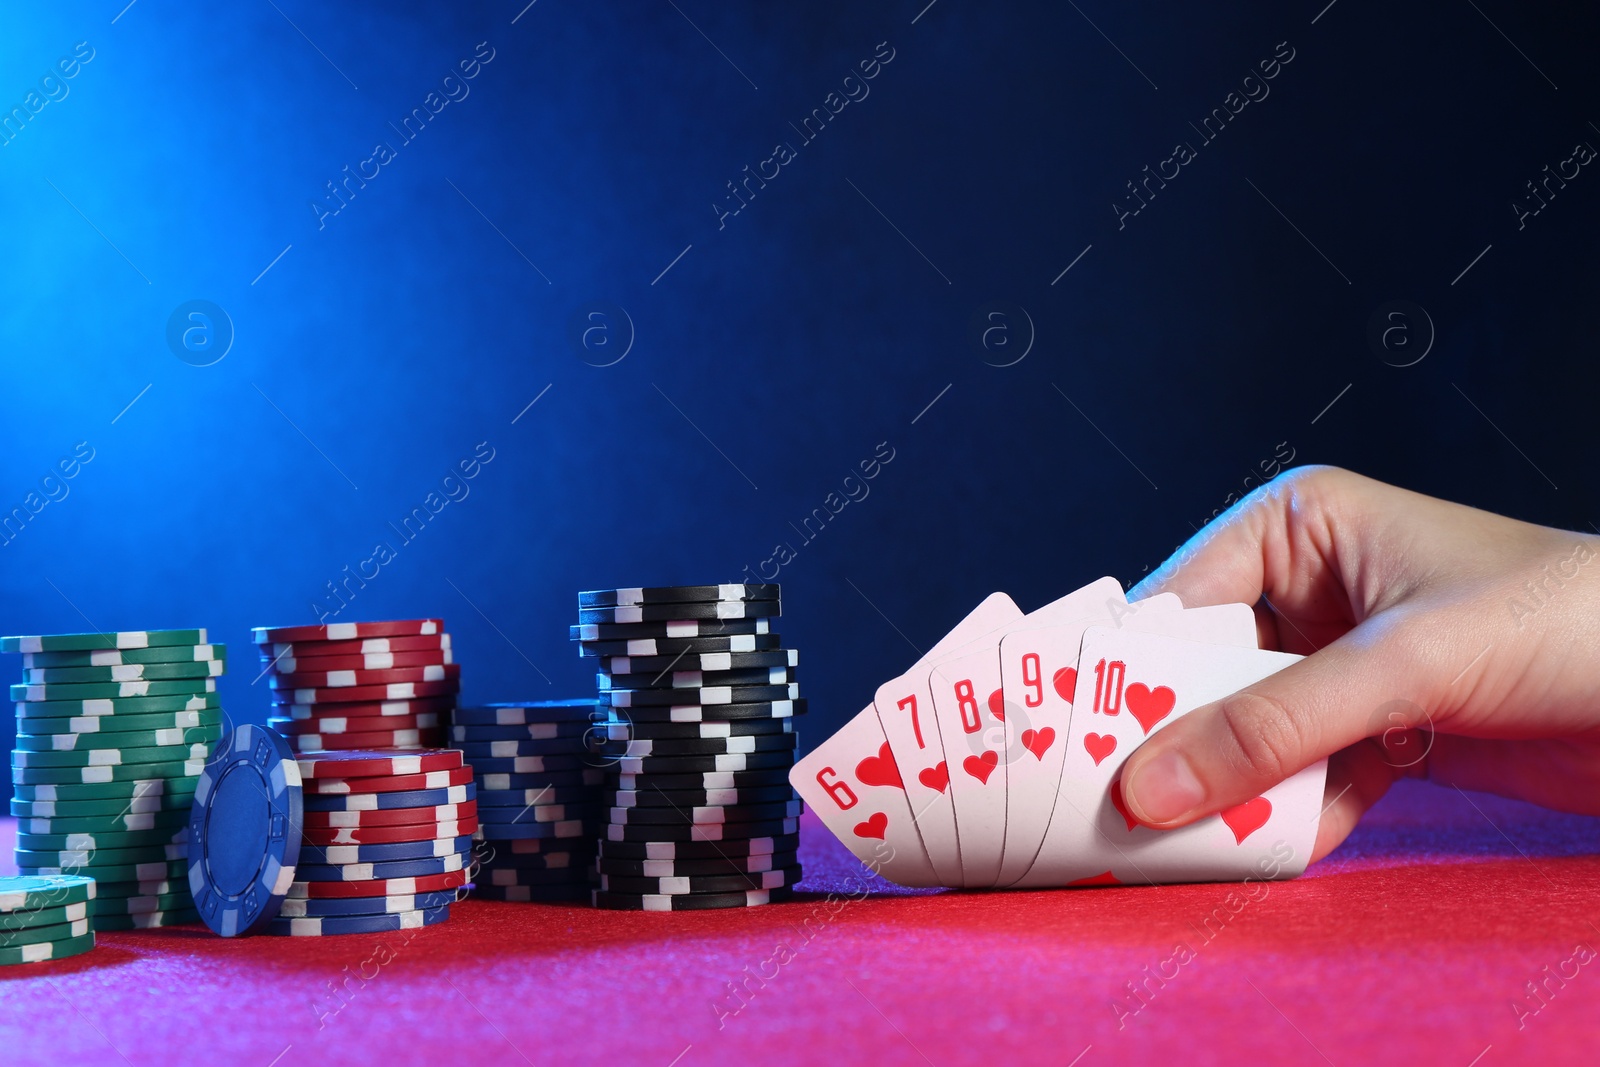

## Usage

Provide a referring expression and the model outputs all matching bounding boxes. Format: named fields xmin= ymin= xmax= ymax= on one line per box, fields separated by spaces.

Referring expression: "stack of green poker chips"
xmin=4 ymin=629 xmax=230 ymax=930
xmin=0 ymin=874 xmax=97 ymax=963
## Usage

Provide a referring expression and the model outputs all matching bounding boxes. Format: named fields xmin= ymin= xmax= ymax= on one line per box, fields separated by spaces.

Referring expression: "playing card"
xmin=1014 ymin=628 xmax=1325 ymax=888
xmin=788 ymin=705 xmax=942 ymax=887
xmin=991 ymin=601 xmax=1257 ymax=886
xmin=923 ymin=579 xmax=1177 ymax=887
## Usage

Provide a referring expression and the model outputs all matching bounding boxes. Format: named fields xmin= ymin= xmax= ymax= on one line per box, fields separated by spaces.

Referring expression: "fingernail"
xmin=1125 ymin=752 xmax=1205 ymax=824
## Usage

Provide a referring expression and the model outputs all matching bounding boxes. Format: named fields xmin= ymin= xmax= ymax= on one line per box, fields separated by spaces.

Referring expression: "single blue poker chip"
xmin=265 ymin=902 xmax=451 ymax=936
xmin=292 ymin=853 xmax=468 ymax=881
xmin=188 ymin=724 xmax=303 ymax=936
xmin=275 ymin=889 xmax=459 ymax=918
xmin=300 ymin=784 xmax=475 ymax=812
xmin=299 ymin=835 xmax=473 ymax=864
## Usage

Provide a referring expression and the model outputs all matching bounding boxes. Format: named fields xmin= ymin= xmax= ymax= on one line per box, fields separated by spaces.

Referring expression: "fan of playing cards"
xmin=791 ymin=578 xmax=1328 ymax=888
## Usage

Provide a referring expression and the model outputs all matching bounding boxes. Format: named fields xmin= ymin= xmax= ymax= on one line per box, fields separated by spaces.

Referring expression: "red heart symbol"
xmin=1053 ymin=667 xmax=1077 ymax=702
xmin=987 ymin=688 xmax=1005 ymax=722
xmin=854 ymin=742 xmax=903 ymax=790
xmin=1219 ymin=797 xmax=1272 ymax=844
xmin=853 ymin=811 xmax=888 ymax=840
xmin=1109 ymin=779 xmax=1138 ymax=831
xmin=1083 ymin=732 xmax=1116 ymax=766
xmin=1067 ymin=871 xmax=1122 ymax=887
xmin=962 ymin=751 xmax=999 ymax=784
xmin=917 ymin=762 xmax=949 ymax=793
xmin=1125 ymin=683 xmax=1176 ymax=734
xmin=1021 ymin=727 xmax=1055 ymax=760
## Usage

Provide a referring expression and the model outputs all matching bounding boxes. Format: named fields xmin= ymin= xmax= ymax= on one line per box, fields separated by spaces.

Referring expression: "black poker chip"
xmin=578 ymin=585 xmax=781 ymax=607
xmin=597 ymin=833 xmax=799 ymax=860
xmin=577 ymin=634 xmax=783 ymax=659
xmin=603 ymin=817 xmax=798 ymax=842
xmin=599 ymin=865 xmax=803 ymax=896
xmin=598 ymin=649 xmax=796 ymax=674
xmin=607 ymin=800 xmax=802 ymax=825
xmin=605 ymin=785 xmax=797 ymax=808
xmin=604 ymin=684 xmax=797 ymax=708
xmin=613 ymin=769 xmax=794 ymax=791
xmin=471 ymin=883 xmax=592 ymax=903
xmin=592 ymin=887 xmax=796 ymax=910
xmin=475 ymin=850 xmax=594 ymax=872
xmin=598 ymin=666 xmax=795 ymax=690
xmin=597 ymin=717 xmax=793 ymax=740
xmin=614 ymin=734 xmax=798 ymax=757
xmin=612 ymin=699 xmax=806 ymax=723
xmin=612 ymin=750 xmax=795 ymax=774
xmin=571 ymin=619 xmax=773 ymax=642
xmin=595 ymin=851 xmax=800 ymax=877
xmin=449 ymin=719 xmax=598 ymax=739
xmin=577 ymin=601 xmax=781 ymax=624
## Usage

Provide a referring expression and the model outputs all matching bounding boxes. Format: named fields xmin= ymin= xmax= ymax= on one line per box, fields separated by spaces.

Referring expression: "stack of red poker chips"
xmin=253 ymin=620 xmax=459 ymax=754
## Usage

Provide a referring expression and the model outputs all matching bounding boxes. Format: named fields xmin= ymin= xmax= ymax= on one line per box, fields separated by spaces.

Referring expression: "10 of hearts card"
xmin=789 ymin=578 xmax=1326 ymax=888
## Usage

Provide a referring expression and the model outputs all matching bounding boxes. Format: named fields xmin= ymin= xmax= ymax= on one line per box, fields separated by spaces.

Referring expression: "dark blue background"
xmin=2 ymin=1 xmax=1597 ymax=755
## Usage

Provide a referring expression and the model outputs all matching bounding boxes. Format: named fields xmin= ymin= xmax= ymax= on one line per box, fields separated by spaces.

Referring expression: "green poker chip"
xmin=13 ymin=779 xmax=198 ymax=802
xmin=17 ymin=860 xmax=188 ymax=884
xmin=0 ymin=901 xmax=89 ymax=929
xmin=15 ymin=692 xmax=221 ymax=718
xmin=16 ymin=725 xmax=221 ymax=753
xmin=15 ymin=710 xmax=223 ymax=738
xmin=15 ymin=809 xmax=191 ymax=835
xmin=16 ymin=826 xmax=188 ymax=852
xmin=22 ymin=644 xmax=226 ymax=668
xmin=2 ymin=629 xmax=208 ymax=653
xmin=14 ymin=841 xmax=187 ymax=869
xmin=23 ymin=661 xmax=224 ymax=684
xmin=11 ymin=679 xmax=217 ymax=701
xmin=92 ymin=910 xmax=196 ymax=931
xmin=12 ymin=742 xmax=211 ymax=768
xmin=0 ymin=917 xmax=92 ymax=947
xmin=0 ymin=929 xmax=95 ymax=964
xmin=11 ymin=793 xmax=195 ymax=819
xmin=91 ymin=879 xmax=185 ymax=900
xmin=11 ymin=759 xmax=205 ymax=786
xmin=86 ymin=891 xmax=191 ymax=916
xmin=0 ymin=875 xmax=98 ymax=913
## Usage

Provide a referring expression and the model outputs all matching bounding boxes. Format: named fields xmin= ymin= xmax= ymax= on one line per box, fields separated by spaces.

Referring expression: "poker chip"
xmin=485 ymin=836 xmax=596 ymax=856
xmin=600 ymin=866 xmax=803 ymax=895
xmin=478 ymin=866 xmax=597 ymax=886
xmin=18 ymin=809 xmax=190 ymax=837
xmin=470 ymin=820 xmax=595 ymax=841
xmin=452 ymin=700 xmax=606 ymax=725
xmin=286 ymin=869 xmax=468 ymax=898
xmin=468 ymin=755 xmax=608 ymax=775
xmin=23 ymin=660 xmax=224 ymax=685
xmin=599 ymin=666 xmax=795 ymax=690
xmin=455 ymin=740 xmax=621 ymax=762
xmin=577 ymin=634 xmax=784 ymax=659
xmin=93 ymin=910 xmax=199 ymax=930
xmin=605 ymin=785 xmax=797 ymax=808
xmin=301 ymin=801 xmax=476 ymax=829
xmin=252 ymin=619 xmax=443 ymax=644
xmin=14 ymin=841 xmax=187 ymax=869
xmin=300 ymin=835 xmax=473 ymax=864
xmin=301 ymin=784 xmax=475 ymax=811
xmin=277 ymin=889 xmax=460 ymax=918
xmin=260 ymin=649 xmax=454 ymax=674
xmin=0 ymin=900 xmax=89 ymax=928
xmin=13 ymin=742 xmax=211 ymax=768
xmin=569 ymin=619 xmax=772 ymax=642
xmin=598 ymin=718 xmax=794 ymax=740
xmin=270 ymin=679 xmax=459 ymax=705
xmin=292 ymin=729 xmax=450 ymax=753
xmin=3 ymin=629 xmax=208 ymax=654
xmin=0 ymin=928 xmax=96 ymax=962
xmin=603 ymin=684 xmax=799 ymax=708
xmin=596 ymin=834 xmax=799 ymax=860
xmin=16 ymin=692 xmax=220 ymax=718
xmin=301 ymin=765 xmax=474 ymax=794
xmin=16 ymin=722 xmax=221 ymax=750
xmin=17 ymin=825 xmax=188 ymax=851
xmin=296 ymin=749 xmax=464 ymax=779
xmin=257 ymin=633 xmax=452 ymax=660
xmin=477 ymin=770 xmax=607 ymax=793
xmin=476 ymin=786 xmax=596 ymax=809
xmin=23 ymin=644 xmax=226 ymax=668
xmin=302 ymin=819 xmax=475 ymax=847
xmin=447 ymin=720 xmax=600 ymax=741
xmin=476 ymin=802 xmax=601 ymax=825
xmin=12 ymin=679 xmax=216 ymax=702
xmin=87 ymin=892 xmax=192 ymax=916
xmin=91 ymin=878 xmax=185 ymax=898
xmin=469 ymin=848 xmax=588 ymax=870
xmin=592 ymin=887 xmax=794 ymax=911
xmin=599 ymin=649 xmax=797 ymax=674
xmin=0 ymin=874 xmax=97 ymax=912
xmin=596 ymin=851 xmax=799 ymax=878
xmin=612 ymin=700 xmax=806 ymax=723
xmin=12 ymin=758 xmax=205 ymax=786
xmin=187 ymin=724 xmax=303 ymax=936
xmin=11 ymin=793 xmax=193 ymax=819
xmin=578 ymin=584 xmax=780 ymax=607
xmin=293 ymin=853 xmax=467 ymax=882
xmin=269 ymin=712 xmax=442 ymax=736
xmin=278 ymin=695 xmax=459 ymax=720
xmin=613 ymin=769 xmax=795 ymax=791
xmin=471 ymin=884 xmax=591 ymax=903
xmin=13 ymin=778 xmax=198 ymax=802
xmin=604 ymin=817 xmax=798 ymax=843
xmin=21 ymin=859 xmax=189 ymax=883
xmin=613 ymin=734 xmax=797 ymax=757
xmin=268 ymin=663 xmax=460 ymax=690
xmin=612 ymin=751 xmax=795 ymax=775
xmin=576 ymin=601 xmax=782 ymax=624
xmin=606 ymin=800 xmax=802 ymax=825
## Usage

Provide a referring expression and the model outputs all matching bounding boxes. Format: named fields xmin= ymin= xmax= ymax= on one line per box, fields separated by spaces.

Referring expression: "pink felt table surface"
xmin=0 ymin=779 xmax=1595 ymax=1067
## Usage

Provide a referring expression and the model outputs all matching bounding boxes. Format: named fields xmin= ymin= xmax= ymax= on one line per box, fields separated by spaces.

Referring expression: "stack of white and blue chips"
xmin=573 ymin=585 xmax=805 ymax=911
xmin=5 ymin=629 xmax=222 ymax=930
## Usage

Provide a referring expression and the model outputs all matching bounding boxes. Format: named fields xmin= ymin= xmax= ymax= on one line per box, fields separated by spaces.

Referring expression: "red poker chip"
xmin=297 ymin=748 xmax=465 ymax=779
xmin=301 ymin=817 xmax=479 ymax=845
xmin=301 ymin=765 xmax=475 ymax=794
xmin=269 ymin=713 xmax=442 ymax=736
xmin=286 ymin=868 xmax=468 ymax=898
xmin=253 ymin=619 xmax=444 ymax=644
xmin=301 ymin=801 xmax=478 ymax=829
xmin=270 ymin=679 xmax=460 ymax=705
xmin=279 ymin=694 xmax=458 ymax=720
xmin=259 ymin=634 xmax=453 ymax=659
xmin=291 ymin=728 xmax=450 ymax=753
xmin=260 ymin=649 xmax=454 ymax=674
xmin=268 ymin=663 xmax=462 ymax=690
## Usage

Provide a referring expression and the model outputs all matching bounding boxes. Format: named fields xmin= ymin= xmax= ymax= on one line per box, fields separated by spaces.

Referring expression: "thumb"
xmin=1119 ymin=618 xmax=1423 ymax=828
